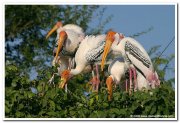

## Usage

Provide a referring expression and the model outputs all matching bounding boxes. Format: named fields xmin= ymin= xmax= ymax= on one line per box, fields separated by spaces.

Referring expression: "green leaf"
xmin=27 ymin=92 xmax=34 ymax=98
xmin=37 ymin=85 xmax=43 ymax=92
xmin=15 ymin=111 xmax=24 ymax=117
xmin=49 ymin=100 xmax=55 ymax=111
xmin=110 ymin=108 xmax=120 ymax=115
xmin=18 ymin=104 xmax=24 ymax=110
xmin=150 ymin=106 xmax=156 ymax=115
xmin=47 ymin=111 xmax=56 ymax=116
xmin=89 ymin=98 xmax=94 ymax=106
xmin=5 ymin=105 xmax=10 ymax=114
xmin=102 ymin=103 xmax=109 ymax=108
xmin=11 ymin=82 xmax=17 ymax=87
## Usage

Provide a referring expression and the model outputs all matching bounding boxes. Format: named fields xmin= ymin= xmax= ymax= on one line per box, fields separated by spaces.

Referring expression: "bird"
xmin=46 ymin=21 xmax=85 ymax=87
xmin=59 ymin=34 xmax=116 ymax=90
xmin=46 ymin=21 xmax=85 ymax=69
xmin=46 ymin=22 xmax=101 ymax=91
xmin=101 ymin=31 xmax=160 ymax=88
xmin=106 ymin=57 xmax=158 ymax=101
xmin=106 ymin=57 xmax=128 ymax=100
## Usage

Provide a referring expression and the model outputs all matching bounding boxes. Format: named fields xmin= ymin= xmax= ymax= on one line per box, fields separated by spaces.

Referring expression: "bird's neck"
xmin=111 ymin=40 xmax=125 ymax=55
xmin=70 ymin=65 xmax=85 ymax=76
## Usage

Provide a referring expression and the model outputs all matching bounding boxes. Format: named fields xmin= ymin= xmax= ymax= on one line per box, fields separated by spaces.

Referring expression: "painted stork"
xmin=46 ymin=21 xmax=85 ymax=67
xmin=101 ymin=31 xmax=160 ymax=87
xmin=46 ymin=22 xmax=101 ymax=90
xmin=59 ymin=34 xmax=117 ymax=89
xmin=106 ymin=57 xmax=159 ymax=100
xmin=46 ymin=21 xmax=85 ymax=87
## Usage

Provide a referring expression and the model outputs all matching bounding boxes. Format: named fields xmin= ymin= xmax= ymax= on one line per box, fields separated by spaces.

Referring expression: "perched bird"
xmin=46 ymin=22 xmax=101 ymax=91
xmin=46 ymin=21 xmax=85 ymax=87
xmin=106 ymin=57 xmax=157 ymax=101
xmin=101 ymin=31 xmax=160 ymax=88
xmin=46 ymin=22 xmax=102 ymax=90
xmin=59 ymin=34 xmax=116 ymax=89
xmin=106 ymin=57 xmax=128 ymax=100
xmin=46 ymin=21 xmax=85 ymax=68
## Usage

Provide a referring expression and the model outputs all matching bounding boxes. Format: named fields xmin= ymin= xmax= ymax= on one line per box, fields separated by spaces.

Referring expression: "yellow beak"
xmin=59 ymin=78 xmax=67 ymax=89
xmin=46 ymin=25 xmax=58 ymax=39
xmin=101 ymin=40 xmax=113 ymax=71
xmin=106 ymin=76 xmax=113 ymax=101
xmin=46 ymin=21 xmax=62 ymax=39
xmin=55 ymin=31 xmax=67 ymax=62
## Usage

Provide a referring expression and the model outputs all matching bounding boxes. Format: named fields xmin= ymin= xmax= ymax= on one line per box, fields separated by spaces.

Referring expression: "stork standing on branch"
xmin=101 ymin=31 xmax=160 ymax=98
xmin=106 ymin=57 xmax=159 ymax=101
xmin=46 ymin=21 xmax=85 ymax=90
xmin=59 ymin=34 xmax=119 ymax=91
xmin=46 ymin=21 xmax=101 ymax=90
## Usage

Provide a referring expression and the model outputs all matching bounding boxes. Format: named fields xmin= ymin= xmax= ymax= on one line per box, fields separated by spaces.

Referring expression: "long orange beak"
xmin=106 ymin=76 xmax=113 ymax=101
xmin=101 ymin=40 xmax=113 ymax=71
xmin=46 ymin=21 xmax=62 ymax=39
xmin=59 ymin=78 xmax=67 ymax=89
xmin=101 ymin=31 xmax=116 ymax=71
xmin=55 ymin=31 xmax=67 ymax=61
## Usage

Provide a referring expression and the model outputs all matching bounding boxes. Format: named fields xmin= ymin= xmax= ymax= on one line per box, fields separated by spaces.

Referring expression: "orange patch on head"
xmin=106 ymin=31 xmax=117 ymax=42
xmin=56 ymin=21 xmax=63 ymax=28
xmin=59 ymin=31 xmax=67 ymax=37
xmin=61 ymin=70 xmax=70 ymax=79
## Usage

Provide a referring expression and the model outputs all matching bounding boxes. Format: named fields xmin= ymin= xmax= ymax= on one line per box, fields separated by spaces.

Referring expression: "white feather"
xmin=111 ymin=35 xmax=154 ymax=81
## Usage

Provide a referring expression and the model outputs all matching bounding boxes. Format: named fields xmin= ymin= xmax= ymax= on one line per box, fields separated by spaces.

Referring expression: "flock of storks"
xmin=46 ymin=21 xmax=160 ymax=101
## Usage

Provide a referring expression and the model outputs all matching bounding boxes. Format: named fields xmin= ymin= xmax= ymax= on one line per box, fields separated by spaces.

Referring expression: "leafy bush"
xmin=5 ymin=64 xmax=175 ymax=118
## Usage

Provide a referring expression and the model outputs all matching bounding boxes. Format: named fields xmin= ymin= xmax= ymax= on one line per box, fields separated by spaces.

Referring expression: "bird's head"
xmin=46 ymin=21 xmax=63 ymax=39
xmin=101 ymin=30 xmax=122 ymax=71
xmin=59 ymin=70 xmax=71 ymax=89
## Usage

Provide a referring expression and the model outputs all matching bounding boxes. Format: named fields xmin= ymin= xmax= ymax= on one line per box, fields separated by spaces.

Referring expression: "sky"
xmin=89 ymin=5 xmax=175 ymax=80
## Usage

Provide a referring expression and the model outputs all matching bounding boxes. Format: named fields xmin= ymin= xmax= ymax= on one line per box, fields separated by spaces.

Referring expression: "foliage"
xmin=5 ymin=5 xmax=175 ymax=118
xmin=5 ymin=64 xmax=175 ymax=118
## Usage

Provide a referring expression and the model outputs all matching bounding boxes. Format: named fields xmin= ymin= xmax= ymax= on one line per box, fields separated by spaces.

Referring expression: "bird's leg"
xmin=48 ymin=67 xmax=60 ymax=87
xmin=129 ymin=68 xmax=133 ymax=95
xmin=95 ymin=64 xmax=100 ymax=92
xmin=64 ymin=58 xmax=73 ymax=93
xmin=48 ymin=74 xmax=55 ymax=85
xmin=132 ymin=68 xmax=137 ymax=91
xmin=106 ymin=76 xmax=113 ymax=101
xmin=90 ymin=76 xmax=97 ymax=92
xmin=68 ymin=58 xmax=72 ymax=70
xmin=125 ymin=70 xmax=129 ymax=93
xmin=125 ymin=79 xmax=128 ymax=93
xmin=65 ymin=84 xmax=68 ymax=93
xmin=90 ymin=64 xmax=95 ymax=91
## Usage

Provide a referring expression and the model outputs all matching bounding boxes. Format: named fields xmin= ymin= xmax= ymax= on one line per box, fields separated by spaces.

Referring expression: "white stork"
xmin=46 ymin=21 xmax=85 ymax=67
xmin=59 ymin=34 xmax=116 ymax=89
xmin=101 ymin=31 xmax=160 ymax=88
xmin=106 ymin=57 xmax=159 ymax=101
xmin=46 ymin=21 xmax=85 ymax=87
xmin=46 ymin=22 xmax=101 ymax=90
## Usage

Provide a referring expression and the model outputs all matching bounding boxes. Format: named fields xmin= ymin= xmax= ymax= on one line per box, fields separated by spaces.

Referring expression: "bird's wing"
xmin=85 ymin=40 xmax=105 ymax=63
xmin=125 ymin=41 xmax=153 ymax=77
xmin=125 ymin=41 xmax=151 ymax=68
